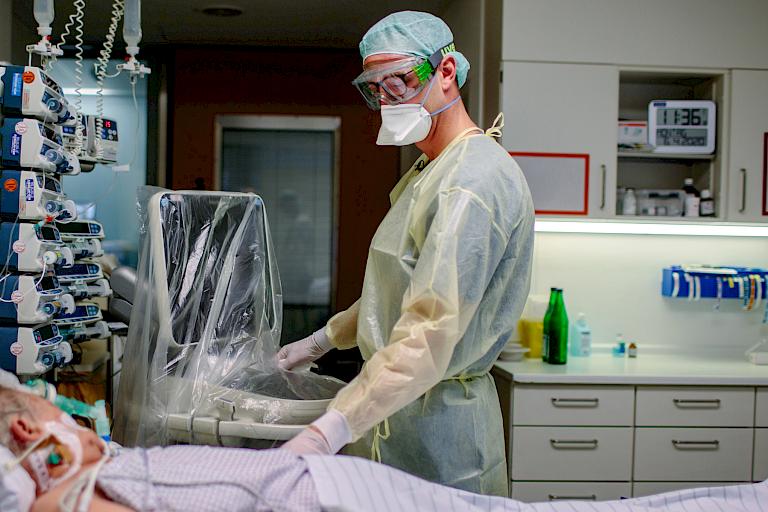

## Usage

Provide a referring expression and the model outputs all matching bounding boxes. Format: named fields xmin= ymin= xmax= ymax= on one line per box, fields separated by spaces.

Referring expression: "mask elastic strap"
xmin=429 ymin=94 xmax=461 ymax=118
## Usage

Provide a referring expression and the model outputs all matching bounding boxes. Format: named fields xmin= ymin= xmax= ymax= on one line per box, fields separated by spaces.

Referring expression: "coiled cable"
xmin=94 ymin=0 xmax=125 ymax=159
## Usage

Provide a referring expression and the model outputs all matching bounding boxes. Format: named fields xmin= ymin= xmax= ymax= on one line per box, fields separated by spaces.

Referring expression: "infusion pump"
xmin=62 ymin=114 xmax=119 ymax=169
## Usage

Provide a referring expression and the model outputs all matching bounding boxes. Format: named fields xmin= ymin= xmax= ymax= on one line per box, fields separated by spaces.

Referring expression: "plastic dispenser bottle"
xmin=622 ymin=188 xmax=637 ymax=215
xmin=683 ymin=178 xmax=700 ymax=217
xmin=699 ymin=189 xmax=715 ymax=217
xmin=570 ymin=313 xmax=592 ymax=357
xmin=33 ymin=0 xmax=54 ymax=37
xmin=123 ymin=0 xmax=143 ymax=56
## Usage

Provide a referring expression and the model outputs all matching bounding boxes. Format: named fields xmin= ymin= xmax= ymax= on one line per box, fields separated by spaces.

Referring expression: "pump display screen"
xmin=60 ymin=263 xmax=99 ymax=276
xmin=39 ymin=124 xmax=62 ymax=144
xmin=36 ymin=175 xmax=62 ymax=193
xmin=37 ymin=226 xmax=60 ymax=241
xmin=38 ymin=71 xmax=62 ymax=94
xmin=56 ymin=222 xmax=101 ymax=236
xmin=100 ymin=119 xmax=118 ymax=141
xmin=38 ymin=276 xmax=59 ymax=290
xmin=35 ymin=324 xmax=57 ymax=341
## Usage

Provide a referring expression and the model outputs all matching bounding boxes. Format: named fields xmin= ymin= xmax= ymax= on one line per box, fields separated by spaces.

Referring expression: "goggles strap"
xmin=414 ymin=42 xmax=457 ymax=83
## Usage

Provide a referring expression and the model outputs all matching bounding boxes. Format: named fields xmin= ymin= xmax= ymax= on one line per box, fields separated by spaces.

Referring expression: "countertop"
xmin=492 ymin=353 xmax=768 ymax=385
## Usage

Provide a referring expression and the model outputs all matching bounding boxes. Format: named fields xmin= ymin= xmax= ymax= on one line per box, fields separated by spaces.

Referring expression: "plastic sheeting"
xmin=113 ymin=188 xmax=344 ymax=447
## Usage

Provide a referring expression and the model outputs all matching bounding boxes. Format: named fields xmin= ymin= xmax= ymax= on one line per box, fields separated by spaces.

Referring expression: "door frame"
xmin=213 ymin=114 xmax=342 ymax=312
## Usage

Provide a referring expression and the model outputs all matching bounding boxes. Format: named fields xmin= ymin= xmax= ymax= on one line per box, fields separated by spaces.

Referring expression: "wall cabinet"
xmin=498 ymin=3 xmax=768 ymax=223
xmin=502 ymin=62 xmax=730 ymax=220
xmin=501 ymin=0 xmax=768 ymax=70
xmin=497 ymin=383 xmax=764 ymax=502
xmin=501 ymin=61 xmax=617 ymax=217
xmin=726 ymin=70 xmax=768 ymax=222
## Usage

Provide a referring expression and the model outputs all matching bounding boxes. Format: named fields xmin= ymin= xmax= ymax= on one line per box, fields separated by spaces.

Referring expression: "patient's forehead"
xmin=31 ymin=396 xmax=62 ymax=420
xmin=4 ymin=391 xmax=60 ymax=420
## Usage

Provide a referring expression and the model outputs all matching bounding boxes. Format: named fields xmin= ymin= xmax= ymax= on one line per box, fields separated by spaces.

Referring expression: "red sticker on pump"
xmin=12 ymin=241 xmax=25 ymax=254
xmin=10 ymin=342 xmax=23 ymax=356
xmin=22 ymin=71 xmax=35 ymax=84
xmin=4 ymin=179 xmax=18 ymax=192
xmin=14 ymin=121 xmax=27 ymax=135
xmin=11 ymin=291 xmax=23 ymax=304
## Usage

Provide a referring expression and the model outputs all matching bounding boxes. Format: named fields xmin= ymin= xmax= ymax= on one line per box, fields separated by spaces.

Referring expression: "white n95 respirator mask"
xmin=376 ymin=78 xmax=461 ymax=146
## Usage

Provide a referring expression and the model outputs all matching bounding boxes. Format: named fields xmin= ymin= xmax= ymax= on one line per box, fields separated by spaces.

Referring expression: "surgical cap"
xmin=359 ymin=11 xmax=470 ymax=88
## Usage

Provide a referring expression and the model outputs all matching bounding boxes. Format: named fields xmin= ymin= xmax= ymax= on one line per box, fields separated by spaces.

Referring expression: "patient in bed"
xmin=1 ymin=383 xmax=765 ymax=512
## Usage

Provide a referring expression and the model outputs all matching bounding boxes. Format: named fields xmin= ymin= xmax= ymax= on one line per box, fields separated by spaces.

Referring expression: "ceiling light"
xmin=201 ymin=6 xmax=243 ymax=17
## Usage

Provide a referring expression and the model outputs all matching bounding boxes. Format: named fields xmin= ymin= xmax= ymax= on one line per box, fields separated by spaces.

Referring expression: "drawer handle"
xmin=550 ymin=439 xmax=599 ymax=449
xmin=673 ymin=398 xmax=721 ymax=408
xmin=672 ymin=440 xmax=720 ymax=450
xmin=551 ymin=398 xmax=600 ymax=407
xmin=549 ymin=494 xmax=597 ymax=501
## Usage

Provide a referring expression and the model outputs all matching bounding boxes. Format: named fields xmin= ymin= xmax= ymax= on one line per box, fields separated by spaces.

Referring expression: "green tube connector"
xmin=93 ymin=400 xmax=111 ymax=441
xmin=25 ymin=379 xmax=111 ymax=441
xmin=54 ymin=394 xmax=94 ymax=418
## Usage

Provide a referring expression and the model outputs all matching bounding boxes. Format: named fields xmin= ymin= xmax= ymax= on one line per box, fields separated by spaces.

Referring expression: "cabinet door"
xmin=512 ymin=482 xmax=631 ymax=503
xmin=634 ymin=428 xmax=753 ymax=482
xmin=512 ymin=426 xmax=633 ymax=481
xmin=727 ymin=70 xmax=768 ymax=222
xmin=501 ymin=61 xmax=618 ymax=217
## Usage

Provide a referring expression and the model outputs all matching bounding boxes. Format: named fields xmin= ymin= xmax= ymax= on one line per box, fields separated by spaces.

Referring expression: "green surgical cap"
xmin=359 ymin=11 xmax=470 ymax=88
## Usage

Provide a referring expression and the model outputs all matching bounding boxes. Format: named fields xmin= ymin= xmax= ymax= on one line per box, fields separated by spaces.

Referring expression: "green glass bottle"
xmin=541 ymin=288 xmax=558 ymax=363
xmin=546 ymin=289 xmax=569 ymax=365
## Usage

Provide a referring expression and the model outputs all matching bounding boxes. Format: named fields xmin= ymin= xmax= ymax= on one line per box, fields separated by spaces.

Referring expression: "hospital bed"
xmin=112 ymin=189 xmax=344 ymax=448
xmin=306 ymin=454 xmax=768 ymax=511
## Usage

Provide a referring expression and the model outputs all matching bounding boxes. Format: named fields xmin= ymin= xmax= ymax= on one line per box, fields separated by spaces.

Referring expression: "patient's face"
xmin=11 ymin=395 xmax=106 ymax=481
xmin=30 ymin=397 xmax=105 ymax=464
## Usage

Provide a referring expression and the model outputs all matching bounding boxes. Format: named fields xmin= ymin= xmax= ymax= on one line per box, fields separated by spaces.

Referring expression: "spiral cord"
xmin=51 ymin=0 xmax=87 ymax=154
xmin=95 ymin=0 xmax=125 ymax=159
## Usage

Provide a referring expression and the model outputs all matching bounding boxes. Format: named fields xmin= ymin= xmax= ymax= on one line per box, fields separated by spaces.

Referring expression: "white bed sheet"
xmin=304 ymin=455 xmax=767 ymax=512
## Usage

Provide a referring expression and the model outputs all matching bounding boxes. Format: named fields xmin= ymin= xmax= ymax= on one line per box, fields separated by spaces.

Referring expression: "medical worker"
xmin=278 ymin=11 xmax=534 ymax=496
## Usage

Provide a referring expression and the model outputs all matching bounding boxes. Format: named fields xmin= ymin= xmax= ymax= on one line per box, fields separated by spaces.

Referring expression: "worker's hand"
xmin=282 ymin=426 xmax=332 ymax=455
xmin=277 ymin=329 xmax=333 ymax=371
xmin=282 ymin=410 xmax=351 ymax=456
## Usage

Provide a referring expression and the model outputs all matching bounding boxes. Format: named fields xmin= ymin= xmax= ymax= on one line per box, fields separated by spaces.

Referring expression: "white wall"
xmin=530 ymin=231 xmax=768 ymax=354
xmin=48 ymin=59 xmax=148 ymax=266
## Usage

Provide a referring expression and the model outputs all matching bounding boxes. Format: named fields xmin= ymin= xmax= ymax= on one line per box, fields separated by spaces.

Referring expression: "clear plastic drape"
xmin=113 ymin=188 xmax=343 ymax=447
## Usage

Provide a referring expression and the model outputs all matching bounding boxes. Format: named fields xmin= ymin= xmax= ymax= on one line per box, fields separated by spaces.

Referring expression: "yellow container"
xmin=518 ymin=318 xmax=544 ymax=359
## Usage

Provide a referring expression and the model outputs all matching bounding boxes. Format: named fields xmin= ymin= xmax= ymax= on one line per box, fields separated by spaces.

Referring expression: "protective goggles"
xmin=352 ymin=43 xmax=456 ymax=110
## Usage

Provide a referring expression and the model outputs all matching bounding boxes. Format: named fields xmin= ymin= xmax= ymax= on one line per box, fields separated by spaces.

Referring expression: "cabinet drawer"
xmin=513 ymin=385 xmax=634 ymax=425
xmin=511 ymin=482 xmax=631 ymax=503
xmin=634 ymin=428 xmax=753 ymax=481
xmin=633 ymin=482 xmax=735 ymax=497
xmin=755 ymin=429 xmax=768 ymax=481
xmin=757 ymin=388 xmax=768 ymax=427
xmin=635 ymin=387 xmax=755 ymax=427
xmin=511 ymin=426 xmax=632 ymax=481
